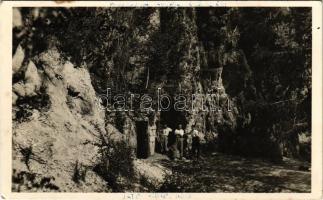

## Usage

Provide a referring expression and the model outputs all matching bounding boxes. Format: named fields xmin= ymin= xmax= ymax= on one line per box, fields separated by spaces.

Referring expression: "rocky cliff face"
xmin=12 ymin=46 xmax=109 ymax=191
xmin=156 ymin=8 xmax=238 ymax=141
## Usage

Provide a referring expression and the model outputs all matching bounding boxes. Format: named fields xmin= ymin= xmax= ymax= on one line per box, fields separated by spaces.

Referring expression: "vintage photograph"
xmin=11 ymin=6 xmax=312 ymax=193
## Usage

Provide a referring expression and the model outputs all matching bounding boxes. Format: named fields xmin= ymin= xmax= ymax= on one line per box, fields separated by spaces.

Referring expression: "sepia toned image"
xmin=1 ymin=1 xmax=321 ymax=198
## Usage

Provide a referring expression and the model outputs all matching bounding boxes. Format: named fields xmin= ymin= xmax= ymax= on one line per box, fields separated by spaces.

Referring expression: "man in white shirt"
xmin=161 ymin=124 xmax=172 ymax=153
xmin=175 ymin=124 xmax=185 ymax=159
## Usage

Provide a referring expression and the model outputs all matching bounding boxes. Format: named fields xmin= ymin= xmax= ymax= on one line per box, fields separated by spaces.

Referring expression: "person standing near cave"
xmin=185 ymin=127 xmax=193 ymax=158
xmin=161 ymin=124 xmax=172 ymax=153
xmin=192 ymin=127 xmax=201 ymax=161
xmin=175 ymin=124 xmax=185 ymax=159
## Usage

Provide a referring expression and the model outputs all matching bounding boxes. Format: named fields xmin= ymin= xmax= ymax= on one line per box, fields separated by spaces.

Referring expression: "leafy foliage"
xmin=196 ymin=8 xmax=311 ymax=160
xmin=93 ymin=140 xmax=136 ymax=192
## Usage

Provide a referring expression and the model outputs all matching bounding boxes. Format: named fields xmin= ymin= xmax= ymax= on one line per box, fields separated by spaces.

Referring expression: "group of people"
xmin=159 ymin=124 xmax=201 ymax=160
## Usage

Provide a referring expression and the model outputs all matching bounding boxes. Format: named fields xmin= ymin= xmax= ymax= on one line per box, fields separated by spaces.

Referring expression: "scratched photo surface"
xmin=12 ymin=7 xmax=311 ymax=192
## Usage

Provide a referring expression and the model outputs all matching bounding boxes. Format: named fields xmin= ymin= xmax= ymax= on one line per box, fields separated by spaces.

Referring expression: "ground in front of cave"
xmin=136 ymin=152 xmax=311 ymax=193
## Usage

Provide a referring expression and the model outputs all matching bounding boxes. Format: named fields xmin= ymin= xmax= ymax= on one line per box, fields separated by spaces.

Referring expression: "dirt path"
xmin=143 ymin=153 xmax=311 ymax=192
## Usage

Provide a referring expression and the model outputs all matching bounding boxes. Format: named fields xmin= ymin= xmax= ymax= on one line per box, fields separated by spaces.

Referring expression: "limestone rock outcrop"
xmin=12 ymin=47 xmax=108 ymax=192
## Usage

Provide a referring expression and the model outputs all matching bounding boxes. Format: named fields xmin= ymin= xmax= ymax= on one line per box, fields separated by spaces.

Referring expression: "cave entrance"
xmin=160 ymin=108 xmax=187 ymax=146
xmin=136 ymin=121 xmax=149 ymax=159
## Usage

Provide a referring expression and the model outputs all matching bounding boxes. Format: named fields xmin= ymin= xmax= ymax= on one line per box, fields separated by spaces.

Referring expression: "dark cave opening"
xmin=159 ymin=106 xmax=188 ymax=147
xmin=160 ymin=108 xmax=187 ymax=130
xmin=135 ymin=121 xmax=149 ymax=159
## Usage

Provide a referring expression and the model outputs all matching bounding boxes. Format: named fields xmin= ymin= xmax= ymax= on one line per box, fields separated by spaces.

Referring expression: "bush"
xmin=93 ymin=140 xmax=135 ymax=191
xmin=158 ymin=171 xmax=194 ymax=192
xmin=12 ymin=169 xmax=59 ymax=192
